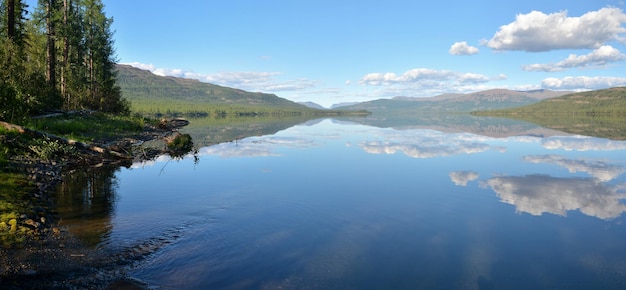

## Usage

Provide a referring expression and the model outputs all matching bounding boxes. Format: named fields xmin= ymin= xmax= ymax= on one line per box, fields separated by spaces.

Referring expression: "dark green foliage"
xmin=167 ymin=133 xmax=194 ymax=158
xmin=0 ymin=0 xmax=129 ymax=121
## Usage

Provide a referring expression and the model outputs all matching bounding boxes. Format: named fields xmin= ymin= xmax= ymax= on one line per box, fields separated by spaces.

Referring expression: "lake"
xmin=55 ymin=115 xmax=626 ymax=289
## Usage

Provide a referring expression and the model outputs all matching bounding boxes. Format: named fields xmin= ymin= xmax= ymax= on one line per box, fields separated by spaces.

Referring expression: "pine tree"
xmin=0 ymin=0 xmax=128 ymax=119
xmin=82 ymin=0 xmax=128 ymax=113
xmin=0 ymin=0 xmax=36 ymax=121
xmin=58 ymin=0 xmax=87 ymax=109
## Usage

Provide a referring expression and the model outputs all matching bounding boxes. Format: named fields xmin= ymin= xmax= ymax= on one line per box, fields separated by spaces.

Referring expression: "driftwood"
xmin=0 ymin=120 xmax=128 ymax=159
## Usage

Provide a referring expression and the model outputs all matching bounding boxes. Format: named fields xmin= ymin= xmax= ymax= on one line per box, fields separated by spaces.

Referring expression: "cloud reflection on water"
xmin=450 ymin=171 xmax=480 ymax=186
xmin=197 ymin=136 xmax=317 ymax=158
xmin=523 ymin=155 xmax=625 ymax=182
xmin=542 ymin=136 xmax=626 ymax=151
xmin=484 ymin=175 xmax=626 ymax=220
xmin=359 ymin=130 xmax=496 ymax=158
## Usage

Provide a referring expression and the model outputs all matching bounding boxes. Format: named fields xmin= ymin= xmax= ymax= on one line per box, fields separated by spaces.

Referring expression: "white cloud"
xmin=450 ymin=171 xmax=480 ymax=186
xmin=486 ymin=7 xmax=626 ymax=52
xmin=485 ymin=175 xmax=626 ymax=220
xmin=494 ymin=74 xmax=508 ymax=81
xmin=449 ymin=41 xmax=480 ymax=55
xmin=523 ymin=46 xmax=626 ymax=72
xmin=541 ymin=76 xmax=626 ymax=90
xmin=124 ymin=62 xmax=317 ymax=93
xmin=357 ymin=68 xmax=495 ymax=98
xmin=359 ymin=68 xmax=490 ymax=86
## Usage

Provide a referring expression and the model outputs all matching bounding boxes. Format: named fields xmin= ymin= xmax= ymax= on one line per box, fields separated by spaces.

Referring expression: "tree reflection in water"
xmin=55 ymin=163 xmax=127 ymax=247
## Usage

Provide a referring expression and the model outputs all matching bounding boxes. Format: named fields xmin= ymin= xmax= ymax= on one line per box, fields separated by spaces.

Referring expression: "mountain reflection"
xmin=449 ymin=171 xmax=480 ymax=186
xmin=523 ymin=155 xmax=625 ymax=182
xmin=484 ymin=175 xmax=626 ymax=220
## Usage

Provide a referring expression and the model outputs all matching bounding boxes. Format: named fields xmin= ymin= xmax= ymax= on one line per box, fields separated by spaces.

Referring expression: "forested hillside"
xmin=115 ymin=64 xmax=372 ymax=117
xmin=0 ymin=0 xmax=128 ymax=122
xmin=475 ymin=87 xmax=626 ymax=115
xmin=116 ymin=64 xmax=308 ymax=111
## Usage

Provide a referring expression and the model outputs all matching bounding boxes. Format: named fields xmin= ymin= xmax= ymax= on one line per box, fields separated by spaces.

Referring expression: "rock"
xmin=24 ymin=219 xmax=40 ymax=229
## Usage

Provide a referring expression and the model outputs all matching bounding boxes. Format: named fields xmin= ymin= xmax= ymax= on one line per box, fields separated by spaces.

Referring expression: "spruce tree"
xmin=82 ymin=0 xmax=128 ymax=114
xmin=1 ymin=0 xmax=128 ymax=119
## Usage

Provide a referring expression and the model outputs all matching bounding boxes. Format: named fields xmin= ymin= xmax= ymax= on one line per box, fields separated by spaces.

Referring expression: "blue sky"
xmin=101 ymin=0 xmax=626 ymax=107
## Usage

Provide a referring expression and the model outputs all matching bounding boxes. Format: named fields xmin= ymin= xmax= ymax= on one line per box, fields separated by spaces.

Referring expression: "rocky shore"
xmin=0 ymin=118 xmax=191 ymax=289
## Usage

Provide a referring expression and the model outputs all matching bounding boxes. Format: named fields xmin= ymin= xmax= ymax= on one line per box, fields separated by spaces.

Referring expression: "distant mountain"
xmin=474 ymin=87 xmax=626 ymax=140
xmin=298 ymin=102 xmax=327 ymax=110
xmin=477 ymin=87 xmax=626 ymax=114
xmin=338 ymin=89 xmax=573 ymax=114
xmin=115 ymin=64 xmax=309 ymax=110
xmin=331 ymin=102 xmax=360 ymax=109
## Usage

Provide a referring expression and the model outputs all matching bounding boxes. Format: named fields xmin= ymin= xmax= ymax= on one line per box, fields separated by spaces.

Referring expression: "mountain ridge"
xmin=115 ymin=64 xmax=311 ymax=110
xmin=334 ymin=89 xmax=573 ymax=113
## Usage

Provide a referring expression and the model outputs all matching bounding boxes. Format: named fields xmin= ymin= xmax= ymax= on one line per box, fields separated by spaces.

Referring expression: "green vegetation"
xmin=1 ymin=0 xmax=129 ymax=123
xmin=131 ymin=99 xmax=317 ymax=117
xmin=0 ymin=127 xmax=36 ymax=247
xmin=167 ymin=133 xmax=194 ymax=158
xmin=0 ymin=113 xmax=147 ymax=247
xmin=474 ymin=87 xmax=626 ymax=116
xmin=26 ymin=113 xmax=146 ymax=143
xmin=0 ymin=173 xmax=32 ymax=247
xmin=473 ymin=87 xmax=626 ymax=140
xmin=116 ymin=64 xmax=369 ymax=117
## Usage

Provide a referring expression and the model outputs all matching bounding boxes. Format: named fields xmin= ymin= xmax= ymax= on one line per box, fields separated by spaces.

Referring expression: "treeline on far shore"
xmin=130 ymin=99 xmax=370 ymax=118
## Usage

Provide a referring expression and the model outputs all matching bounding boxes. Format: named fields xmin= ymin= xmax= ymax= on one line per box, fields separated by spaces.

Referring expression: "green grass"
xmin=130 ymin=98 xmax=317 ymax=117
xmin=25 ymin=112 xmax=147 ymax=142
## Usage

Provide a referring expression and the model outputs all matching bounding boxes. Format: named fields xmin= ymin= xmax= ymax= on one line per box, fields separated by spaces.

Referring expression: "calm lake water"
xmin=55 ymin=116 xmax=626 ymax=289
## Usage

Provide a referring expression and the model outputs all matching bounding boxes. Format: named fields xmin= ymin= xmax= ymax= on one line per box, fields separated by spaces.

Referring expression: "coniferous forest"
xmin=0 ymin=0 xmax=129 ymax=122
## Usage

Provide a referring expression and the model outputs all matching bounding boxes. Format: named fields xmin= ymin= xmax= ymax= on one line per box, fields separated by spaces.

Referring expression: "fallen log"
xmin=0 ymin=120 xmax=128 ymax=159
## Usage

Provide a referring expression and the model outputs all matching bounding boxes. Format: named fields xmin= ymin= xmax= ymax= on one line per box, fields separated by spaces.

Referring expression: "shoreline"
xmin=0 ymin=117 xmax=189 ymax=289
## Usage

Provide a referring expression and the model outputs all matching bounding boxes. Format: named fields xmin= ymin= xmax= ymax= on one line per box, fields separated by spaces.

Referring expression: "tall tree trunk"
xmin=61 ymin=0 xmax=69 ymax=101
xmin=7 ymin=0 xmax=15 ymax=40
xmin=46 ymin=0 xmax=57 ymax=89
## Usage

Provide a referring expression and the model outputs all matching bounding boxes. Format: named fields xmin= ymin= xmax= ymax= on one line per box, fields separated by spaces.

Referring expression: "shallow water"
xmin=56 ymin=117 xmax=626 ymax=289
